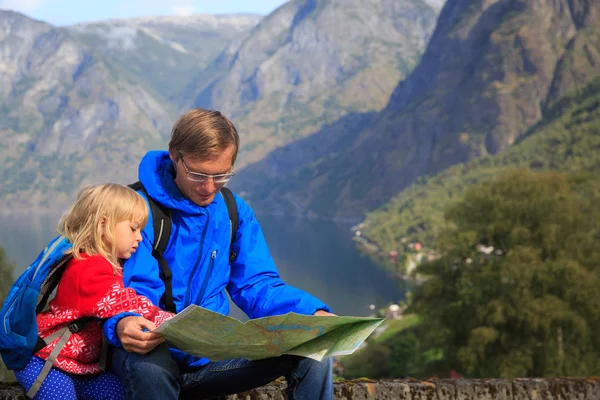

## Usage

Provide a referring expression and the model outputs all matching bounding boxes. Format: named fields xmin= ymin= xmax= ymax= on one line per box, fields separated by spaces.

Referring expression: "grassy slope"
xmin=361 ymin=76 xmax=600 ymax=255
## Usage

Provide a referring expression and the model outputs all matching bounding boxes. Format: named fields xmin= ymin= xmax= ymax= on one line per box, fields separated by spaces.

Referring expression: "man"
xmin=103 ymin=109 xmax=335 ymax=400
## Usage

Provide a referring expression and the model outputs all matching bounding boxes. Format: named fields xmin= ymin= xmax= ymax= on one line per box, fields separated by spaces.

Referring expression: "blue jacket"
xmin=104 ymin=151 xmax=331 ymax=368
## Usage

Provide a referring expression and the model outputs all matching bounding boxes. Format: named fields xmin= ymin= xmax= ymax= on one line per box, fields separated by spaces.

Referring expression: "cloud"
xmin=172 ymin=5 xmax=195 ymax=16
xmin=170 ymin=0 xmax=196 ymax=16
xmin=0 ymin=0 xmax=43 ymax=12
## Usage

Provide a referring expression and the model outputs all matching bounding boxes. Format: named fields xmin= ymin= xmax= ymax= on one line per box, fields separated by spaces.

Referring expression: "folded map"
xmin=153 ymin=305 xmax=384 ymax=361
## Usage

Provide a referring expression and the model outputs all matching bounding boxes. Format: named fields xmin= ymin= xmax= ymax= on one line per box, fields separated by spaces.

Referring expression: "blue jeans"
xmin=110 ymin=344 xmax=333 ymax=400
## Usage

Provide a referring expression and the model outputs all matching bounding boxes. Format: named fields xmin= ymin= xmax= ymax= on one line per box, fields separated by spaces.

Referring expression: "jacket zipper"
xmin=196 ymin=250 xmax=217 ymax=305
xmin=184 ymin=213 xmax=210 ymax=306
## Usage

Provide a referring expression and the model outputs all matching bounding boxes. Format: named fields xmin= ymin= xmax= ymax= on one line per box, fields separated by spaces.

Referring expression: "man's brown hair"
xmin=169 ymin=109 xmax=240 ymax=164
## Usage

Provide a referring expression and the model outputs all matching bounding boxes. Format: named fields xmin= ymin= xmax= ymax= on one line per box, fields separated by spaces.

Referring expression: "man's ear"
xmin=169 ymin=149 xmax=177 ymax=163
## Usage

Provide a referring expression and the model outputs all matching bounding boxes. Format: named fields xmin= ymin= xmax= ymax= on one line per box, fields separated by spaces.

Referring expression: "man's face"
xmin=171 ymin=145 xmax=235 ymax=206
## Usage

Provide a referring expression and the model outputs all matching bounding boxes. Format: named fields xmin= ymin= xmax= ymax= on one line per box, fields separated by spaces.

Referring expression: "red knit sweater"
xmin=34 ymin=254 xmax=172 ymax=374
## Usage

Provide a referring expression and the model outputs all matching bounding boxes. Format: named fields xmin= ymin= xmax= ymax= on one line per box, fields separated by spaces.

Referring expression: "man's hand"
xmin=313 ymin=310 xmax=336 ymax=317
xmin=116 ymin=316 xmax=165 ymax=354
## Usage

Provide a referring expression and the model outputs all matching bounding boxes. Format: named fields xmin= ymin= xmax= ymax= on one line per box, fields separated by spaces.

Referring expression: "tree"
xmin=0 ymin=245 xmax=15 ymax=381
xmin=411 ymin=169 xmax=600 ymax=377
xmin=342 ymin=342 xmax=392 ymax=379
xmin=341 ymin=319 xmax=445 ymax=379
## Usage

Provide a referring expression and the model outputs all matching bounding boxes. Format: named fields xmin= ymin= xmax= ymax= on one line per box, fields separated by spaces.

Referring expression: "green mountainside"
xmin=361 ymin=75 xmax=600 ymax=254
xmin=231 ymin=0 xmax=600 ymax=221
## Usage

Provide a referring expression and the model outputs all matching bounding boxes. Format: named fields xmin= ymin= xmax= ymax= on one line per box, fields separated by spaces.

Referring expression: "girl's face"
xmin=113 ymin=219 xmax=143 ymax=259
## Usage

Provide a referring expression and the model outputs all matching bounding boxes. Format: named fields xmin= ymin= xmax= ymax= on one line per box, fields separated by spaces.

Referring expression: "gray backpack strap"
xmin=26 ymin=327 xmax=72 ymax=399
xmin=27 ymin=317 xmax=99 ymax=399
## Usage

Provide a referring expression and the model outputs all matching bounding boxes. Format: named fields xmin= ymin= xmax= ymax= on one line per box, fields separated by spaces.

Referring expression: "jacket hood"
xmin=139 ymin=150 xmax=209 ymax=215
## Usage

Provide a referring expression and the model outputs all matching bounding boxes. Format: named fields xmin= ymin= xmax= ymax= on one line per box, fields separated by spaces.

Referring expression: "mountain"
xmin=67 ymin=14 xmax=261 ymax=104
xmin=0 ymin=10 xmax=177 ymax=212
xmin=231 ymin=0 xmax=600 ymax=221
xmin=190 ymin=0 xmax=439 ymax=167
xmin=360 ymin=75 xmax=600 ymax=252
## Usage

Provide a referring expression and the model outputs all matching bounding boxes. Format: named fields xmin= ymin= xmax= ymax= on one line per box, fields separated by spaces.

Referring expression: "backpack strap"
xmin=28 ymin=252 xmax=106 ymax=398
xmin=34 ymin=254 xmax=73 ymax=352
xmin=220 ymin=187 xmax=238 ymax=263
xmin=28 ymin=317 xmax=100 ymax=399
xmin=27 ymin=327 xmax=72 ymax=398
xmin=129 ymin=181 xmax=175 ymax=314
xmin=35 ymin=254 xmax=72 ymax=314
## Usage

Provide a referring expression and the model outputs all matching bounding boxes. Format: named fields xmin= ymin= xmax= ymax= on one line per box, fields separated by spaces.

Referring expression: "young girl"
xmin=14 ymin=184 xmax=173 ymax=399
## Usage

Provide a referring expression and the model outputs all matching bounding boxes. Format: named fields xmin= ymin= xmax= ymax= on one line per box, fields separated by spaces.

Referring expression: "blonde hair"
xmin=169 ymin=108 xmax=240 ymax=164
xmin=58 ymin=183 xmax=149 ymax=273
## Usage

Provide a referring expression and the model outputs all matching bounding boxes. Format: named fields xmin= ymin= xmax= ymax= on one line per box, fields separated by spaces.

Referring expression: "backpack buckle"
xmin=68 ymin=321 xmax=85 ymax=333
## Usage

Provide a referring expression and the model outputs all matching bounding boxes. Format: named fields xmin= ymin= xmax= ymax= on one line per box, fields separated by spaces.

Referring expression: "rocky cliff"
xmin=68 ymin=14 xmax=260 ymax=103
xmin=192 ymin=0 xmax=438 ymax=167
xmin=0 ymin=0 xmax=439 ymax=214
xmin=232 ymin=0 xmax=600 ymax=221
xmin=0 ymin=10 xmax=176 ymax=212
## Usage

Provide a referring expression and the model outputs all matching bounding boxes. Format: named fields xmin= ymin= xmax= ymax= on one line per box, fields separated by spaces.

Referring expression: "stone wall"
xmin=2 ymin=378 xmax=599 ymax=399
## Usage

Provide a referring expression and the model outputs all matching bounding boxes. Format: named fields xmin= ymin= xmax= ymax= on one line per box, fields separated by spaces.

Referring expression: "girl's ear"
xmin=98 ymin=216 xmax=108 ymax=234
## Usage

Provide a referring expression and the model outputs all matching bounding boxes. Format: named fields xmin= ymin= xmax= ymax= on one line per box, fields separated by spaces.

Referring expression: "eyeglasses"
xmin=179 ymin=155 xmax=235 ymax=184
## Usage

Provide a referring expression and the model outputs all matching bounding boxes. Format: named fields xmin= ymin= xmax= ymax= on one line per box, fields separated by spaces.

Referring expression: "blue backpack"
xmin=0 ymin=236 xmax=104 ymax=398
xmin=0 ymin=236 xmax=73 ymax=370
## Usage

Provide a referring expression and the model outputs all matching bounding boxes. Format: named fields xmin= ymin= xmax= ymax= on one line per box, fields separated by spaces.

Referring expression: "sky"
xmin=0 ymin=0 xmax=289 ymax=26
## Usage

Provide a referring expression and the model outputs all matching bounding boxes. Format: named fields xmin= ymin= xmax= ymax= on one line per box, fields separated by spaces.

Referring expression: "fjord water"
xmin=0 ymin=213 xmax=402 ymax=318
